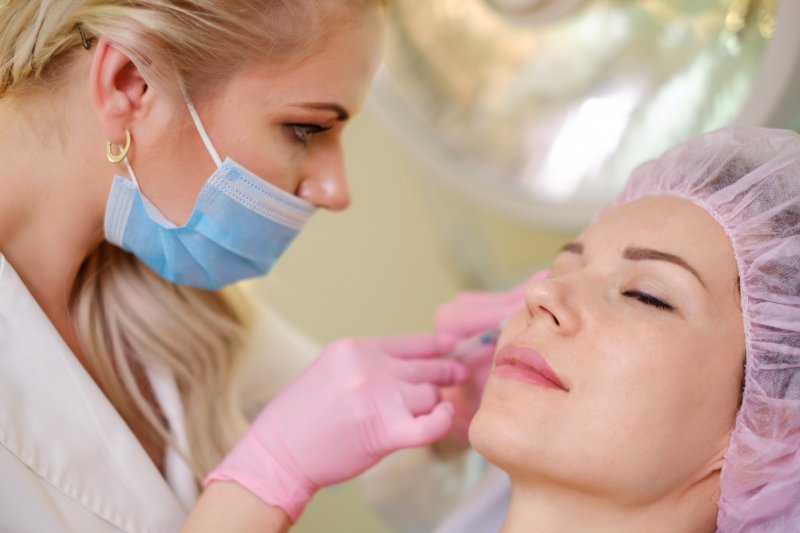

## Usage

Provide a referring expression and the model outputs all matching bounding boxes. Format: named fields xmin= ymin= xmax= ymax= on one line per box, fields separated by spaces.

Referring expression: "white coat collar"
xmin=0 ymin=255 xmax=187 ymax=532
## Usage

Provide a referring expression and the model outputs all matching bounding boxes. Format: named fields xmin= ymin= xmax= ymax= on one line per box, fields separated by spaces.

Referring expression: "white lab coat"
xmin=0 ymin=253 xmax=320 ymax=532
xmin=0 ymin=252 xmax=499 ymax=532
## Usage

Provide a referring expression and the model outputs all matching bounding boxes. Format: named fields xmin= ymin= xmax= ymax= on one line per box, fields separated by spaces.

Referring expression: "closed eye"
xmin=622 ymin=290 xmax=674 ymax=311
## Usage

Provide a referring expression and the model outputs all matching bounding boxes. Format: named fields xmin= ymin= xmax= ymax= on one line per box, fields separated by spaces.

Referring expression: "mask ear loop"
xmin=123 ymin=157 xmax=140 ymax=188
xmin=181 ymin=84 xmax=223 ymax=168
xmin=119 ymin=82 xmax=222 ymax=187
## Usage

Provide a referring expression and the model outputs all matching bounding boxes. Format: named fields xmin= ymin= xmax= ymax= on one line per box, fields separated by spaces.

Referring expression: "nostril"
xmin=538 ymin=306 xmax=560 ymax=326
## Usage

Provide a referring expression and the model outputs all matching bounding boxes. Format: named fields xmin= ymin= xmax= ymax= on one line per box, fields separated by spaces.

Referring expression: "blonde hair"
xmin=0 ymin=0 xmax=381 ymax=99
xmin=72 ymin=244 xmax=254 ymax=483
xmin=0 ymin=0 xmax=383 ymax=484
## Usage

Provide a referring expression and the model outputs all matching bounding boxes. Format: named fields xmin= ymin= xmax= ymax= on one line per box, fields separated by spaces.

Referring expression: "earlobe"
xmin=89 ymin=39 xmax=149 ymax=144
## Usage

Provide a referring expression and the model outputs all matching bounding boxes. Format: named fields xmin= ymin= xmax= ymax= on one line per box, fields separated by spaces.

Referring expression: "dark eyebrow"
xmin=292 ymin=103 xmax=350 ymax=121
xmin=558 ymin=242 xmax=584 ymax=255
xmin=623 ymin=247 xmax=706 ymax=288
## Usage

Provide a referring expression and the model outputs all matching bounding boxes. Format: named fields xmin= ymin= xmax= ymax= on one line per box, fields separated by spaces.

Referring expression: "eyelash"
xmin=621 ymin=290 xmax=674 ymax=312
xmin=286 ymin=123 xmax=332 ymax=145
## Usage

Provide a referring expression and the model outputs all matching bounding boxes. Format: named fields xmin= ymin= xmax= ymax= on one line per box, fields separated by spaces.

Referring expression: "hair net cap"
xmin=602 ymin=126 xmax=800 ymax=533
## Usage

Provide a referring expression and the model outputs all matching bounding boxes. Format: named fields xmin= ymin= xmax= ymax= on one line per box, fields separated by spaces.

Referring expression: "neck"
xmin=0 ymin=92 xmax=110 ymax=356
xmin=499 ymin=476 xmax=719 ymax=533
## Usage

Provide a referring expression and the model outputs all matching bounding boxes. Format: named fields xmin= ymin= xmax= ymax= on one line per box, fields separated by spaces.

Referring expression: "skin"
xmin=470 ymin=196 xmax=745 ymax=533
xmin=0 ymin=6 xmax=384 ymax=531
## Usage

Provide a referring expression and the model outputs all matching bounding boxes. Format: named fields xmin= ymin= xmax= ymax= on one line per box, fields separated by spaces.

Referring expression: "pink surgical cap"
xmin=602 ymin=126 xmax=800 ymax=532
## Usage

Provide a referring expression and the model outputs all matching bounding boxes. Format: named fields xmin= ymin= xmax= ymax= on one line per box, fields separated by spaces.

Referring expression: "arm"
xmin=194 ymin=333 xmax=467 ymax=528
xmin=182 ymin=482 xmax=290 ymax=533
xmin=230 ymin=303 xmax=483 ymax=532
xmin=182 ymin=304 xmax=311 ymax=532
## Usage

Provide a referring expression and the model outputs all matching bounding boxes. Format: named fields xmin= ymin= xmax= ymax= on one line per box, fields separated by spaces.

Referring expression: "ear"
xmin=89 ymin=39 xmax=151 ymax=145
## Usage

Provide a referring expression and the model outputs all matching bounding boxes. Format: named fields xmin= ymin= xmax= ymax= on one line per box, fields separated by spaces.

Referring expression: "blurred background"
xmin=249 ymin=0 xmax=800 ymax=530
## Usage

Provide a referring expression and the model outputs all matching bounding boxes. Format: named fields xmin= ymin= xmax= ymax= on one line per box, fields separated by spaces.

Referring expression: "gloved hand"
xmin=205 ymin=333 xmax=467 ymax=522
xmin=434 ymin=270 xmax=550 ymax=345
xmin=434 ymin=270 xmax=549 ymax=442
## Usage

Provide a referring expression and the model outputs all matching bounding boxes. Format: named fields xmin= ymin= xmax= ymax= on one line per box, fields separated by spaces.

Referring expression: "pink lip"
xmin=493 ymin=344 xmax=568 ymax=391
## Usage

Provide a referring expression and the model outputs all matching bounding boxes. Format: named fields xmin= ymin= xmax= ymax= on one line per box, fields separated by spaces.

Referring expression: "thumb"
xmin=456 ymin=342 xmax=496 ymax=368
xmin=389 ymin=401 xmax=455 ymax=449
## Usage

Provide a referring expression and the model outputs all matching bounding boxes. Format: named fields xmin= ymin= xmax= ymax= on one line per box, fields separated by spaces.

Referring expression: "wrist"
xmin=184 ymin=481 xmax=291 ymax=533
xmin=205 ymin=432 xmax=316 ymax=522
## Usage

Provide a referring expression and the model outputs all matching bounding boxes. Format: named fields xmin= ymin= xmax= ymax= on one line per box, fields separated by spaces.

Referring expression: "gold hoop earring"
xmin=106 ymin=129 xmax=131 ymax=163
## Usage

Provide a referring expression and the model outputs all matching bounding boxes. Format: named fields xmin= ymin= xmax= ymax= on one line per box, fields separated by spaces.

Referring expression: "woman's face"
xmin=470 ymin=196 xmax=745 ymax=505
xmin=130 ymin=7 xmax=384 ymax=224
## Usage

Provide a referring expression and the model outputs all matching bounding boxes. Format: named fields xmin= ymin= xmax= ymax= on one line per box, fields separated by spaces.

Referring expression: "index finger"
xmin=434 ymin=270 xmax=550 ymax=340
xmin=434 ymin=301 xmax=523 ymax=341
xmin=368 ymin=332 xmax=451 ymax=359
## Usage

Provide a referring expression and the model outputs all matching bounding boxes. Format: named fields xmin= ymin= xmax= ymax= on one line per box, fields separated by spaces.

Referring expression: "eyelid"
xmin=547 ymin=252 xmax=680 ymax=311
xmin=289 ymin=123 xmax=331 ymax=133
xmin=285 ymin=123 xmax=332 ymax=144
xmin=622 ymin=289 xmax=674 ymax=311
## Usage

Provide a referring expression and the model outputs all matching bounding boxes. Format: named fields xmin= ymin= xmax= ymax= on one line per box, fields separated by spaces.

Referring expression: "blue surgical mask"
xmin=104 ymin=99 xmax=316 ymax=290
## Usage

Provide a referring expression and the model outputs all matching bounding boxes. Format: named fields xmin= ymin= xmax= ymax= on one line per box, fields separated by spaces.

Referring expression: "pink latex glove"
xmin=205 ymin=333 xmax=467 ymax=522
xmin=435 ymin=270 xmax=549 ymax=441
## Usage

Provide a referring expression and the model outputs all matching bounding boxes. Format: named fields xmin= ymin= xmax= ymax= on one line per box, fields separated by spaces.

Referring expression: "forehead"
xmin=579 ymin=196 xmax=738 ymax=288
xmin=215 ymin=10 xmax=383 ymax=112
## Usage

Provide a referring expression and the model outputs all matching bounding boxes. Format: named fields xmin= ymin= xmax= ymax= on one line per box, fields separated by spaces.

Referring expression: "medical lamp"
xmin=372 ymin=0 xmax=800 ymax=287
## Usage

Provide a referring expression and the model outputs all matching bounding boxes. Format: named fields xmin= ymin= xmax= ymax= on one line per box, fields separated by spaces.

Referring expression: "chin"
xmin=469 ymin=402 xmax=528 ymax=474
xmin=468 ymin=406 xmax=492 ymax=457
xmin=470 ymin=397 xmax=594 ymax=493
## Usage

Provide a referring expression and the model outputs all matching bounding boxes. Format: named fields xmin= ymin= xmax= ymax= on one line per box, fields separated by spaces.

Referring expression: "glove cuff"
xmin=204 ymin=432 xmax=316 ymax=522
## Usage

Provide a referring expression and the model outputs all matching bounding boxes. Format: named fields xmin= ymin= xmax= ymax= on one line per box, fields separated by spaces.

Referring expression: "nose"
xmin=523 ymin=276 xmax=580 ymax=336
xmin=296 ymin=148 xmax=351 ymax=211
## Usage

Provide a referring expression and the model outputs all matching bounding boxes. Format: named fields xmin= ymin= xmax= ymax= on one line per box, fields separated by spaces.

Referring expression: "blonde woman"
xmin=0 ymin=1 xmax=470 ymax=531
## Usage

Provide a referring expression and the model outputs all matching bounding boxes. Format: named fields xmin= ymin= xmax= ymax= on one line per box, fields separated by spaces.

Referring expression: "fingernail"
xmin=437 ymin=332 xmax=458 ymax=351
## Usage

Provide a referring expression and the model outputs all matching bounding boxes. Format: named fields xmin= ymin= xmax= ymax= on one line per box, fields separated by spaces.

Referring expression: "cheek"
xmin=234 ymin=135 xmax=302 ymax=194
xmin=574 ymin=332 xmax=677 ymax=450
xmin=635 ymin=311 xmax=744 ymax=427
xmin=203 ymin=107 xmax=303 ymax=194
xmin=678 ymin=327 xmax=744 ymax=428
xmin=582 ymin=324 xmax=718 ymax=441
xmin=132 ymin=116 xmax=215 ymax=224
xmin=577 ymin=327 xmax=741 ymax=495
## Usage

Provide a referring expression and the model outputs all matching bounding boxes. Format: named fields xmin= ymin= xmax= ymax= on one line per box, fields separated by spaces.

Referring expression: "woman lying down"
xmin=466 ymin=127 xmax=799 ymax=533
